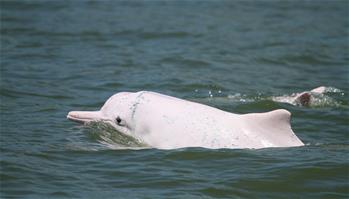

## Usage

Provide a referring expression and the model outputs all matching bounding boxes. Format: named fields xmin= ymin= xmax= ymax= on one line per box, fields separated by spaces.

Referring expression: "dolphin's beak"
xmin=67 ymin=111 xmax=102 ymax=124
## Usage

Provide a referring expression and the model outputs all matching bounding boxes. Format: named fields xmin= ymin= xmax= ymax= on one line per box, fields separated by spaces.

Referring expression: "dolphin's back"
xmin=133 ymin=92 xmax=303 ymax=149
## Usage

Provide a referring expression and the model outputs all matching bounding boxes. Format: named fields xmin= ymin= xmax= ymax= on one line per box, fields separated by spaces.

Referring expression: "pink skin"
xmin=67 ymin=111 xmax=108 ymax=124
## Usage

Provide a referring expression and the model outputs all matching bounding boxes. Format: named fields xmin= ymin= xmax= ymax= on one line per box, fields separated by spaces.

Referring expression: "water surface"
xmin=1 ymin=1 xmax=348 ymax=198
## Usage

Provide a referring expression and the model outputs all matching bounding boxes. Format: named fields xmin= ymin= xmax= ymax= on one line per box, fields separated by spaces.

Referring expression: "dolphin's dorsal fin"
xmin=242 ymin=109 xmax=304 ymax=147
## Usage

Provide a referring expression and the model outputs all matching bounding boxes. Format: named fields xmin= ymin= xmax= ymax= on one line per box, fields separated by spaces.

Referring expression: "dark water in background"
xmin=1 ymin=0 xmax=348 ymax=198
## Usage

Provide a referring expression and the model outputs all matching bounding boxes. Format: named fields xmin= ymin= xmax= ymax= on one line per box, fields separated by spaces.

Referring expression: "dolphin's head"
xmin=67 ymin=92 xmax=136 ymax=136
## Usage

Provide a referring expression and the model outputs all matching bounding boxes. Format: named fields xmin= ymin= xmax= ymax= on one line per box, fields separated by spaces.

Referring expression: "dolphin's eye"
xmin=116 ymin=116 xmax=122 ymax=124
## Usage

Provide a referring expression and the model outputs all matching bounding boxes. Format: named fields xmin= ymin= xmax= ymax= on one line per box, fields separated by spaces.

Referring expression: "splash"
xmin=271 ymin=86 xmax=343 ymax=107
xmin=192 ymin=86 xmax=344 ymax=108
xmin=86 ymin=122 xmax=149 ymax=149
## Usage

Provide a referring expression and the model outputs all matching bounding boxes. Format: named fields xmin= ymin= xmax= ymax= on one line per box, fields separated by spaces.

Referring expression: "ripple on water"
xmin=1 ymin=1 xmax=348 ymax=198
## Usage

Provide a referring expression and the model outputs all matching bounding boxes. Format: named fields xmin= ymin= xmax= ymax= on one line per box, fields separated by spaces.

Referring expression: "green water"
xmin=1 ymin=1 xmax=348 ymax=198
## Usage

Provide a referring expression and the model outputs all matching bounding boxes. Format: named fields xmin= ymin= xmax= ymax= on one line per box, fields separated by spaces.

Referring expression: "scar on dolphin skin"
xmin=297 ymin=92 xmax=311 ymax=106
xmin=131 ymin=91 xmax=146 ymax=120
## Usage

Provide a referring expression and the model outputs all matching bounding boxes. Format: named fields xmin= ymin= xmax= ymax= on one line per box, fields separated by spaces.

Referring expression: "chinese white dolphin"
xmin=272 ymin=86 xmax=327 ymax=106
xmin=67 ymin=91 xmax=304 ymax=149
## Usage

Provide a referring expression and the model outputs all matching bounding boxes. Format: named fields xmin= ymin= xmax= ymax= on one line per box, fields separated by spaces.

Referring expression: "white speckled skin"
xmin=67 ymin=91 xmax=304 ymax=149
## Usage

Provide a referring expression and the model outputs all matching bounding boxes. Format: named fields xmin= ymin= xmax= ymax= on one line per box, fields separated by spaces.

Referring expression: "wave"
xmin=85 ymin=122 xmax=149 ymax=149
xmin=271 ymin=86 xmax=344 ymax=107
xmin=192 ymin=86 xmax=345 ymax=108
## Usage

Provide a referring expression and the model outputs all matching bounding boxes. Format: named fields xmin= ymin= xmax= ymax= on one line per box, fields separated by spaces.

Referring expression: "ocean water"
xmin=1 ymin=1 xmax=348 ymax=198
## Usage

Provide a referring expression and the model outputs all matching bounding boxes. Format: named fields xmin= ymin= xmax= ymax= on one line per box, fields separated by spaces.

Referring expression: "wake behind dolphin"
xmin=271 ymin=86 xmax=340 ymax=107
xmin=195 ymin=86 xmax=342 ymax=108
xmin=67 ymin=91 xmax=304 ymax=149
